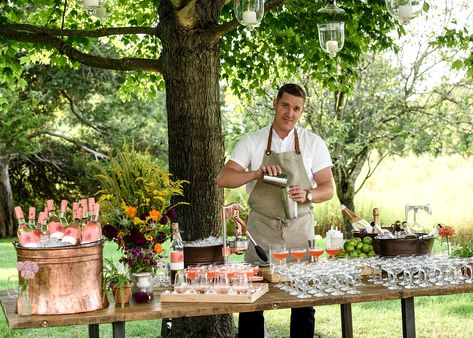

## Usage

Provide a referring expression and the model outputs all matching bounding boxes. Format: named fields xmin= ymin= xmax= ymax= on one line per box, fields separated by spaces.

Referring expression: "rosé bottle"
xmin=82 ymin=203 xmax=101 ymax=244
xmin=15 ymin=206 xmax=40 ymax=247
xmin=46 ymin=200 xmax=65 ymax=240
xmin=63 ymin=201 xmax=81 ymax=245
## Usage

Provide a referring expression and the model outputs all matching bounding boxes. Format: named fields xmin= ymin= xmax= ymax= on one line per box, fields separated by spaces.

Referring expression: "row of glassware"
xmin=271 ymin=255 xmax=473 ymax=299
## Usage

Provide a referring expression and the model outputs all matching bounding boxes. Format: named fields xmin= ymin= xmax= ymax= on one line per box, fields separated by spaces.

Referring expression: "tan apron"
xmin=245 ymin=127 xmax=315 ymax=264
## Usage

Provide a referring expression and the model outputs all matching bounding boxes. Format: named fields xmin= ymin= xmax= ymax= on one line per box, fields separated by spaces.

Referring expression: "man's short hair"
xmin=277 ymin=83 xmax=306 ymax=101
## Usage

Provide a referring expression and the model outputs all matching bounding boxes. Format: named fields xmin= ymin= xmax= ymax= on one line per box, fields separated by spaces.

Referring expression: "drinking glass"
xmin=194 ymin=271 xmax=209 ymax=294
xmin=270 ymin=243 xmax=289 ymax=271
xmin=173 ymin=271 xmax=188 ymax=294
xmin=233 ymin=272 xmax=250 ymax=294
xmin=290 ymin=247 xmax=307 ymax=263
xmin=325 ymin=246 xmax=342 ymax=259
xmin=213 ymin=273 xmax=231 ymax=294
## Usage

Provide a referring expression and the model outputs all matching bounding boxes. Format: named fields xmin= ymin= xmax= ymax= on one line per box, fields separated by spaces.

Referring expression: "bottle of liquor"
xmin=82 ymin=203 xmax=101 ymax=243
xmin=59 ymin=200 xmax=69 ymax=227
xmin=37 ymin=211 xmax=47 ymax=235
xmin=372 ymin=208 xmax=395 ymax=238
xmin=63 ymin=202 xmax=81 ymax=246
xmin=46 ymin=200 xmax=65 ymax=240
xmin=170 ymin=222 xmax=184 ymax=283
xmin=340 ymin=204 xmax=374 ymax=233
xmin=402 ymin=221 xmax=414 ymax=235
xmin=420 ymin=223 xmax=442 ymax=239
xmin=15 ymin=206 xmax=40 ymax=247
xmin=80 ymin=199 xmax=89 ymax=225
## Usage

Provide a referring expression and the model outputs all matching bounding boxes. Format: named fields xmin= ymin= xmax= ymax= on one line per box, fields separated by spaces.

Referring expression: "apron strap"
xmin=265 ymin=126 xmax=301 ymax=155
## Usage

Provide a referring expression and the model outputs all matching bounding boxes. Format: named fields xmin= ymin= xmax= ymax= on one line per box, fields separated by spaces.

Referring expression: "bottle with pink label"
xmin=170 ymin=222 xmax=184 ymax=283
xmin=15 ymin=206 xmax=41 ymax=247
xmin=46 ymin=200 xmax=65 ymax=240
xmin=82 ymin=202 xmax=102 ymax=244
xmin=62 ymin=200 xmax=81 ymax=245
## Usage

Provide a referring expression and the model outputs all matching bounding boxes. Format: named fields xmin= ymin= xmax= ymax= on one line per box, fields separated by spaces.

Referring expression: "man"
xmin=217 ymin=83 xmax=334 ymax=338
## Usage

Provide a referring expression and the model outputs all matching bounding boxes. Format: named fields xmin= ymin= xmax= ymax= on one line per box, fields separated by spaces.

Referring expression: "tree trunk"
xmin=0 ymin=158 xmax=15 ymax=238
xmin=159 ymin=2 xmax=231 ymax=336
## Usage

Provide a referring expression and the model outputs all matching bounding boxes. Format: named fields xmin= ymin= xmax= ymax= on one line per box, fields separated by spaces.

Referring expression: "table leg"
xmin=112 ymin=321 xmax=125 ymax=338
xmin=340 ymin=303 xmax=353 ymax=338
xmin=401 ymin=297 xmax=416 ymax=338
xmin=88 ymin=323 xmax=99 ymax=338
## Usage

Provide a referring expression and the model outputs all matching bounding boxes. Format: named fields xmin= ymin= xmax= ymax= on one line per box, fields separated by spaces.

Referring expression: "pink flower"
xmin=17 ymin=261 xmax=39 ymax=280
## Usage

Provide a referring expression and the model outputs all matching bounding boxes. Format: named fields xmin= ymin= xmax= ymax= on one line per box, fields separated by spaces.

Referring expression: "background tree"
xmin=0 ymin=1 xmax=405 ymax=336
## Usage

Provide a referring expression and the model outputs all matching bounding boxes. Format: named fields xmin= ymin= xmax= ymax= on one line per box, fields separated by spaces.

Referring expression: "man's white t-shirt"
xmin=230 ymin=125 xmax=333 ymax=195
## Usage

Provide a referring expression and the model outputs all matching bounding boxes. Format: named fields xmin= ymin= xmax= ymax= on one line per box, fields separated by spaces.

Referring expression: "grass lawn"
xmin=2 ymin=239 xmax=473 ymax=337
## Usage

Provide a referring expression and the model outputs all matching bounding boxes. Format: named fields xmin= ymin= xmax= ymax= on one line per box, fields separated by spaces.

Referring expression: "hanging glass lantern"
xmin=234 ymin=0 xmax=264 ymax=31
xmin=385 ymin=0 xmax=424 ymax=24
xmin=317 ymin=22 xmax=345 ymax=57
xmin=79 ymin=0 xmax=116 ymax=20
xmin=317 ymin=0 xmax=345 ymax=57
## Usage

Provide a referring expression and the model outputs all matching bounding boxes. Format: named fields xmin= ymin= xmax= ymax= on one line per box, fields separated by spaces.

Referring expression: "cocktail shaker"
xmin=280 ymin=186 xmax=298 ymax=219
xmin=262 ymin=173 xmax=288 ymax=187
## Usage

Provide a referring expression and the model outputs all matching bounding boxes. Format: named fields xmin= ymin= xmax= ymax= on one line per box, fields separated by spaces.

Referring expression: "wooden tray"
xmin=160 ymin=283 xmax=268 ymax=304
xmin=261 ymin=267 xmax=290 ymax=283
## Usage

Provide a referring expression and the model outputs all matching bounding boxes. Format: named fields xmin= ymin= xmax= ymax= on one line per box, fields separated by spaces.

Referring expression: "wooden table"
xmin=2 ymin=282 xmax=473 ymax=338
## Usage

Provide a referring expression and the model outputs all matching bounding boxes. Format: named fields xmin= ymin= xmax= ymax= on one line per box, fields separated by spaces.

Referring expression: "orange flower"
xmin=154 ymin=243 xmax=163 ymax=254
xmin=149 ymin=210 xmax=161 ymax=222
xmin=124 ymin=206 xmax=137 ymax=218
xmin=438 ymin=225 xmax=455 ymax=238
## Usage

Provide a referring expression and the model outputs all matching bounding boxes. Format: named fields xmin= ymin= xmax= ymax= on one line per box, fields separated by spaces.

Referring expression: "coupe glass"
xmin=290 ymin=247 xmax=307 ymax=263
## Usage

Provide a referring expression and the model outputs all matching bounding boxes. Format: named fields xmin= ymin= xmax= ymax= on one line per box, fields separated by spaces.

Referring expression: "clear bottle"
xmin=80 ymin=199 xmax=89 ymax=225
xmin=170 ymin=222 xmax=184 ymax=283
xmin=63 ymin=202 xmax=82 ymax=246
xmin=340 ymin=204 xmax=374 ymax=233
xmin=59 ymin=200 xmax=68 ymax=227
xmin=15 ymin=206 xmax=39 ymax=247
xmin=46 ymin=200 xmax=65 ymax=240
xmin=36 ymin=211 xmax=47 ymax=236
xmin=82 ymin=203 xmax=101 ymax=243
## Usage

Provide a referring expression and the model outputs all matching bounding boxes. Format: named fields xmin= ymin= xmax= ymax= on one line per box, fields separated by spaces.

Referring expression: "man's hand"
xmin=255 ymin=165 xmax=282 ymax=179
xmin=288 ymin=185 xmax=307 ymax=203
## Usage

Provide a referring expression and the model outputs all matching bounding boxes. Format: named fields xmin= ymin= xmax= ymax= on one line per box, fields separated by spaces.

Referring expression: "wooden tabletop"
xmin=2 ymin=282 xmax=473 ymax=330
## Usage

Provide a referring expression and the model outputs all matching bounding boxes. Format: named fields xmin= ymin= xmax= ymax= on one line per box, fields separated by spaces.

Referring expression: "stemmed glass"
xmin=325 ymin=246 xmax=343 ymax=259
xmin=290 ymin=247 xmax=307 ymax=264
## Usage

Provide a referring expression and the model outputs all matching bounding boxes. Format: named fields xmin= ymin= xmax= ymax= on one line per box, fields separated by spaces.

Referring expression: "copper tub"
xmin=15 ymin=241 xmax=108 ymax=315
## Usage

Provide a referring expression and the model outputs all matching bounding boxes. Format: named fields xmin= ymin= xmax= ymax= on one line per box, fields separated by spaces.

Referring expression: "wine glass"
xmin=213 ymin=272 xmax=230 ymax=294
xmin=290 ymin=247 xmax=307 ymax=263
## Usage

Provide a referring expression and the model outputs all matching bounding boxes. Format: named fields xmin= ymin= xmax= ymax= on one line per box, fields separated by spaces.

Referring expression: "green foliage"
xmin=451 ymin=237 xmax=473 ymax=258
xmin=94 ymin=144 xmax=187 ymax=227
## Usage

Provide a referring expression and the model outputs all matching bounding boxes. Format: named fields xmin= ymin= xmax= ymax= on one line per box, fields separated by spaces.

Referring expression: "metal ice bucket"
xmin=15 ymin=241 xmax=107 ymax=315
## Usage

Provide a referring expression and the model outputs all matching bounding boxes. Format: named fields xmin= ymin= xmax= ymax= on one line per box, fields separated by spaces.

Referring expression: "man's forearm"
xmin=216 ymin=167 xmax=258 ymax=188
xmin=309 ymin=182 xmax=334 ymax=203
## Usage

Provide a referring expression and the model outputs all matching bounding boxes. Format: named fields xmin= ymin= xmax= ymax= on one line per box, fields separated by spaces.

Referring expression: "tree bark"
xmin=158 ymin=2 xmax=230 ymax=336
xmin=0 ymin=158 xmax=15 ymax=237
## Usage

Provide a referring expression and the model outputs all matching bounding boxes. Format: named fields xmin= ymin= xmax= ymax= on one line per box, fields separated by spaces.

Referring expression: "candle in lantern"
xmin=95 ymin=6 xmax=107 ymax=19
xmin=326 ymin=40 xmax=339 ymax=54
xmin=83 ymin=0 xmax=100 ymax=7
xmin=242 ymin=10 xmax=257 ymax=25
xmin=398 ymin=4 xmax=412 ymax=20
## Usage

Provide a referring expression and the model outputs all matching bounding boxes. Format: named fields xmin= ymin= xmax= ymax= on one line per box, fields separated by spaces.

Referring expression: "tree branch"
xmin=209 ymin=0 xmax=289 ymax=42
xmin=0 ymin=28 xmax=163 ymax=73
xmin=0 ymin=24 xmax=158 ymax=37
xmin=43 ymin=131 xmax=107 ymax=161
xmin=60 ymin=90 xmax=108 ymax=134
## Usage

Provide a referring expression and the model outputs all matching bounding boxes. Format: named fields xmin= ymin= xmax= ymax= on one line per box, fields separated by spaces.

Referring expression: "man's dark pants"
xmin=238 ymin=307 xmax=315 ymax=338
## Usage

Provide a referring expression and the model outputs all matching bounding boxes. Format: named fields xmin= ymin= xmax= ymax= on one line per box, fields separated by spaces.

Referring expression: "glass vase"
xmin=132 ymin=272 xmax=153 ymax=303
xmin=17 ymin=283 xmax=32 ymax=316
